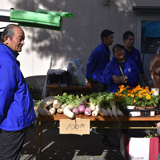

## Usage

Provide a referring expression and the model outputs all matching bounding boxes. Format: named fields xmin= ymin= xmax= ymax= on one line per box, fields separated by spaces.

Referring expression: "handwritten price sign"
xmin=60 ymin=118 xmax=90 ymax=135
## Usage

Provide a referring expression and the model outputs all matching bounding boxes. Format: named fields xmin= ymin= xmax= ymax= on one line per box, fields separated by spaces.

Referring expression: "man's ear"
xmin=4 ymin=35 xmax=10 ymax=41
xmin=103 ymin=36 xmax=107 ymax=42
xmin=3 ymin=35 xmax=10 ymax=44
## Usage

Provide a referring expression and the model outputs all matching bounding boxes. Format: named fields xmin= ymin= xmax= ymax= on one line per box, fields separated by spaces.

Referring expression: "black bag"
xmin=47 ymin=70 xmax=72 ymax=85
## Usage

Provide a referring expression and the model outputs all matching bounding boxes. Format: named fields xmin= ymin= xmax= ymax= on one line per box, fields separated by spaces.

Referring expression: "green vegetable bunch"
xmin=89 ymin=92 xmax=114 ymax=109
xmin=55 ymin=93 xmax=88 ymax=107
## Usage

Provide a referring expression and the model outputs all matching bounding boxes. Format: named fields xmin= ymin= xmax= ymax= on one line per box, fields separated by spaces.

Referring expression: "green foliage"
xmin=28 ymin=85 xmax=41 ymax=100
xmin=134 ymin=93 xmax=159 ymax=108
xmin=55 ymin=93 xmax=88 ymax=107
xmin=123 ymin=96 xmax=135 ymax=106
xmin=34 ymin=100 xmax=43 ymax=107
xmin=144 ymin=132 xmax=158 ymax=138
xmin=89 ymin=92 xmax=114 ymax=109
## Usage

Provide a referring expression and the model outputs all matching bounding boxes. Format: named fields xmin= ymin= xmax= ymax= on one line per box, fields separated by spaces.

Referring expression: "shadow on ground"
xmin=20 ymin=123 xmax=156 ymax=160
xmin=20 ymin=125 xmax=125 ymax=160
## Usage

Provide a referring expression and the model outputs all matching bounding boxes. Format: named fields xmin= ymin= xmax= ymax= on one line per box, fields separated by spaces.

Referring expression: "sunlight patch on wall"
xmin=38 ymin=3 xmax=48 ymax=10
xmin=52 ymin=56 xmax=67 ymax=70
xmin=115 ymin=0 xmax=136 ymax=12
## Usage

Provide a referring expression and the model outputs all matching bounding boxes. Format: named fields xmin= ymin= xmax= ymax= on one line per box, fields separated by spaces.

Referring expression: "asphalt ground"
xmin=19 ymin=123 xmax=157 ymax=160
xmin=20 ymin=124 xmax=124 ymax=160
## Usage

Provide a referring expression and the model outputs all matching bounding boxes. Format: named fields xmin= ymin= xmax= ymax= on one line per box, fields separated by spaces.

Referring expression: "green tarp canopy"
xmin=10 ymin=9 xmax=74 ymax=30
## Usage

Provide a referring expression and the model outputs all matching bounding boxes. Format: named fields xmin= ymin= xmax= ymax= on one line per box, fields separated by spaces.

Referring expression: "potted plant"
xmin=113 ymin=85 xmax=159 ymax=109
xmin=134 ymin=86 xmax=159 ymax=109
xmin=134 ymin=94 xmax=147 ymax=109
xmin=113 ymin=85 xmax=136 ymax=109
xmin=122 ymin=94 xmax=136 ymax=109
xmin=145 ymin=94 xmax=159 ymax=109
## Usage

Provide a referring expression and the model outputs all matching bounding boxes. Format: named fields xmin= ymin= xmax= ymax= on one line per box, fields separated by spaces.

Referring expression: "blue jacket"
xmin=86 ymin=43 xmax=110 ymax=84
xmin=0 ymin=43 xmax=36 ymax=131
xmin=103 ymin=56 xmax=140 ymax=93
xmin=125 ymin=47 xmax=144 ymax=74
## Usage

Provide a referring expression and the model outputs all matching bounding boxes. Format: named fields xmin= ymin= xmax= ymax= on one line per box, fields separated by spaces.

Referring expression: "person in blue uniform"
xmin=86 ymin=29 xmax=114 ymax=92
xmin=0 ymin=24 xmax=36 ymax=160
xmin=123 ymin=31 xmax=148 ymax=84
xmin=103 ymin=44 xmax=140 ymax=93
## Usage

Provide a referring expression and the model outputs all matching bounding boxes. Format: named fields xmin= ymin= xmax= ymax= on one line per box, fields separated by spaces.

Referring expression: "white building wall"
xmin=0 ymin=0 xmax=159 ymax=89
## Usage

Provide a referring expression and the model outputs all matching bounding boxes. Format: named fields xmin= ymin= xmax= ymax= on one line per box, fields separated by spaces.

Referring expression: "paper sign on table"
xmin=59 ymin=118 xmax=90 ymax=135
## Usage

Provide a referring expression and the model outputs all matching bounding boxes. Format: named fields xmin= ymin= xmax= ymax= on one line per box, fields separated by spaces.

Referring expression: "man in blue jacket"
xmin=86 ymin=29 xmax=114 ymax=92
xmin=86 ymin=29 xmax=114 ymax=147
xmin=123 ymin=31 xmax=148 ymax=84
xmin=0 ymin=24 xmax=36 ymax=160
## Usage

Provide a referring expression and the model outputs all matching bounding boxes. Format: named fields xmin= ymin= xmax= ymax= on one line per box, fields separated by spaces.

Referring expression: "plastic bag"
xmin=66 ymin=60 xmax=85 ymax=85
xmin=66 ymin=61 xmax=79 ymax=85
xmin=78 ymin=64 xmax=85 ymax=85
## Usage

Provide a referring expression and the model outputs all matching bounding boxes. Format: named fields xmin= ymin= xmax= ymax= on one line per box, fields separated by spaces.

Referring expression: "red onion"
xmin=84 ymin=107 xmax=91 ymax=116
xmin=78 ymin=104 xmax=85 ymax=113
xmin=72 ymin=108 xmax=79 ymax=115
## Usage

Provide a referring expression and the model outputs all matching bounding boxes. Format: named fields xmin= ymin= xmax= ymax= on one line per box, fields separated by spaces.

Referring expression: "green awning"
xmin=9 ymin=9 xmax=73 ymax=30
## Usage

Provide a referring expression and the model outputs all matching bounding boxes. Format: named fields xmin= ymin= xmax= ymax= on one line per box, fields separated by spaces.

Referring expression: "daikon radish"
xmin=38 ymin=96 xmax=55 ymax=116
xmin=112 ymin=104 xmax=118 ymax=118
xmin=89 ymin=103 xmax=96 ymax=111
xmin=99 ymin=108 xmax=108 ymax=116
xmin=112 ymin=104 xmax=120 ymax=121
xmin=47 ymin=107 xmax=56 ymax=116
xmin=117 ymin=108 xmax=124 ymax=117
xmin=92 ymin=109 xmax=99 ymax=116
xmin=110 ymin=99 xmax=119 ymax=120
xmin=96 ymin=103 xmax=101 ymax=112
xmin=57 ymin=107 xmax=63 ymax=113
xmin=106 ymin=108 xmax=113 ymax=117
xmin=39 ymin=96 xmax=55 ymax=109
xmin=92 ymin=103 xmax=101 ymax=116
xmin=63 ymin=104 xmax=75 ymax=119
xmin=37 ymin=107 xmax=49 ymax=116
xmin=61 ymin=103 xmax=67 ymax=111
xmin=53 ymin=99 xmax=61 ymax=109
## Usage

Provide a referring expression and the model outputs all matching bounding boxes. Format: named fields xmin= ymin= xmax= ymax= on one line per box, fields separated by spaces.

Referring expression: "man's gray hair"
xmin=1 ymin=24 xmax=19 ymax=42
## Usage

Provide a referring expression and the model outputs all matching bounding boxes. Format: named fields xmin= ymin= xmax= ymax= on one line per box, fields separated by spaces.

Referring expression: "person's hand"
xmin=156 ymin=122 xmax=160 ymax=129
xmin=119 ymin=76 xmax=127 ymax=83
xmin=112 ymin=75 xmax=121 ymax=83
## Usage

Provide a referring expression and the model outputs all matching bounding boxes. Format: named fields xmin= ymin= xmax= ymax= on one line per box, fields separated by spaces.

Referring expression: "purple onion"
xmin=84 ymin=107 xmax=91 ymax=116
xmin=78 ymin=104 xmax=85 ymax=113
xmin=72 ymin=108 xmax=79 ymax=115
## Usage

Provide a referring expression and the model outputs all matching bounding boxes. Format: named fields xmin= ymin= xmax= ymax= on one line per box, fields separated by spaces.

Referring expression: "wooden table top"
xmin=36 ymin=113 xmax=160 ymax=122
xmin=46 ymin=84 xmax=93 ymax=90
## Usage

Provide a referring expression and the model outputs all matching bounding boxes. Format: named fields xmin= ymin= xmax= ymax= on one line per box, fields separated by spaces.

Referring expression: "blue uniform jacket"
xmin=0 ymin=43 xmax=36 ymax=131
xmin=125 ymin=47 xmax=144 ymax=74
xmin=86 ymin=42 xmax=110 ymax=84
xmin=103 ymin=56 xmax=140 ymax=93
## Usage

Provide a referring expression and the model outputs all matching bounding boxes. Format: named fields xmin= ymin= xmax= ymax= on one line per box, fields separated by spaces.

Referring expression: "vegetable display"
xmin=37 ymin=92 xmax=124 ymax=119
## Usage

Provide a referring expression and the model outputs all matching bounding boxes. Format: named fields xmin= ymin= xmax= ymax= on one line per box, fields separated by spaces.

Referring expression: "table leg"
xmin=36 ymin=120 xmax=40 ymax=160
xmin=39 ymin=122 xmax=43 ymax=158
xmin=51 ymin=89 xmax=53 ymax=96
xmin=36 ymin=121 xmax=55 ymax=159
